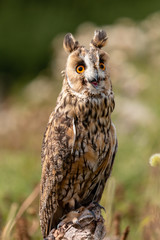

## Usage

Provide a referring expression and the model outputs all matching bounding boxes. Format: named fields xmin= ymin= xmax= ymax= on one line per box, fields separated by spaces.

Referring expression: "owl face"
xmin=63 ymin=30 xmax=111 ymax=96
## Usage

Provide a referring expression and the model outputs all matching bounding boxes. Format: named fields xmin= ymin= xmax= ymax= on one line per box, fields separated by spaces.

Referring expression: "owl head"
xmin=63 ymin=30 xmax=111 ymax=97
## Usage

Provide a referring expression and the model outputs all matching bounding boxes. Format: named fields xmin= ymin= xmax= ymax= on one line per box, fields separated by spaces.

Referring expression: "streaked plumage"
xmin=39 ymin=30 xmax=118 ymax=238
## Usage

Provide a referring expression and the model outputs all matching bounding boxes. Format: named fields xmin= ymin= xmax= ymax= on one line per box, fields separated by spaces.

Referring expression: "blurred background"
xmin=0 ymin=0 xmax=160 ymax=239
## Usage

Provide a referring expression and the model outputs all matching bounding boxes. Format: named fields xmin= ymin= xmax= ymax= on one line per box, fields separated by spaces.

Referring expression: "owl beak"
xmin=89 ymin=74 xmax=100 ymax=88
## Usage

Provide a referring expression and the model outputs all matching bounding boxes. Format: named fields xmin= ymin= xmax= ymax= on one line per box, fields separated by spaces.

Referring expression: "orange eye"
xmin=99 ymin=62 xmax=105 ymax=70
xmin=76 ymin=65 xmax=85 ymax=74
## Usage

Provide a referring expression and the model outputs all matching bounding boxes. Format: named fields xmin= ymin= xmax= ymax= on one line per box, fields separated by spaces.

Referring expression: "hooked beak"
xmin=88 ymin=73 xmax=100 ymax=88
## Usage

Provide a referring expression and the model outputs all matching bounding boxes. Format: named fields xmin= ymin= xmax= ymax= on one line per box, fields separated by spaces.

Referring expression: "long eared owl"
xmin=39 ymin=30 xmax=118 ymax=238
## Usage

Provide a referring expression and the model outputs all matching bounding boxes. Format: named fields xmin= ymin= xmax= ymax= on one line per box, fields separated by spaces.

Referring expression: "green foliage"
xmin=0 ymin=150 xmax=40 ymax=218
xmin=1 ymin=0 xmax=160 ymax=95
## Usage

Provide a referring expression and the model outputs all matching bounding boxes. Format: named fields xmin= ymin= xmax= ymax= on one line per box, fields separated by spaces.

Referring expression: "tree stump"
xmin=44 ymin=204 xmax=129 ymax=240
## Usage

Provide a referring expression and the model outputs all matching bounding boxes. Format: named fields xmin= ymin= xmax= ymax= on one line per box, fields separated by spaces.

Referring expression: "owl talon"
xmin=93 ymin=202 xmax=106 ymax=212
xmin=72 ymin=219 xmax=82 ymax=228
xmin=57 ymin=221 xmax=66 ymax=229
xmin=88 ymin=209 xmax=96 ymax=219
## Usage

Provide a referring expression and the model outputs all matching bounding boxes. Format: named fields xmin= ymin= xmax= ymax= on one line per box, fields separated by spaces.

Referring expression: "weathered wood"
xmin=45 ymin=204 xmax=106 ymax=240
xmin=44 ymin=204 xmax=129 ymax=240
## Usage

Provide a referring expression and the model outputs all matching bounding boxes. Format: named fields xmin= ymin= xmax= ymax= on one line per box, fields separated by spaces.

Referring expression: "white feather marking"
xmin=67 ymin=76 xmax=74 ymax=89
xmin=66 ymin=75 xmax=85 ymax=99
xmin=61 ymin=70 xmax=65 ymax=77
xmin=83 ymin=53 xmax=106 ymax=88
xmin=83 ymin=54 xmax=95 ymax=80
xmin=98 ymin=69 xmax=106 ymax=79
xmin=72 ymin=118 xmax=76 ymax=154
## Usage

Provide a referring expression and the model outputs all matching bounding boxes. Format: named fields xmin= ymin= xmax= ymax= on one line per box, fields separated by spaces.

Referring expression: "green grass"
xmin=0 ymin=150 xmax=40 ymax=219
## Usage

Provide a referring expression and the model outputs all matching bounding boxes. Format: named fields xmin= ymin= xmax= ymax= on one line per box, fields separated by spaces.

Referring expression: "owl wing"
xmin=105 ymin=122 xmax=118 ymax=179
xmin=39 ymin=111 xmax=76 ymax=238
xmin=98 ymin=122 xmax=118 ymax=201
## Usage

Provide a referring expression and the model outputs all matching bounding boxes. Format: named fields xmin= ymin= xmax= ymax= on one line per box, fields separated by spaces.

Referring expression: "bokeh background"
xmin=0 ymin=0 xmax=160 ymax=239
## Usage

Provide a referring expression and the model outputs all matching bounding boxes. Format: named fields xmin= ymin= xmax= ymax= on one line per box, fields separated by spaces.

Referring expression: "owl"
xmin=39 ymin=30 xmax=118 ymax=238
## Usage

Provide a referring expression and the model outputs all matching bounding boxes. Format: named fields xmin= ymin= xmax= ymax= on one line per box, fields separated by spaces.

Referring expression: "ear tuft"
xmin=90 ymin=30 xmax=108 ymax=49
xmin=63 ymin=33 xmax=79 ymax=53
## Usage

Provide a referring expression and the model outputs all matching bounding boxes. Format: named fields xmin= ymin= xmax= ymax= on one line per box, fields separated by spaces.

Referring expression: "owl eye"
xmin=76 ymin=65 xmax=85 ymax=74
xmin=99 ymin=62 xmax=105 ymax=70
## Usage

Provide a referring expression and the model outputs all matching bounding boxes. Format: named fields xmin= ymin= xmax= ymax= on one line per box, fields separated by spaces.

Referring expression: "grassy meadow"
xmin=0 ymin=13 xmax=160 ymax=239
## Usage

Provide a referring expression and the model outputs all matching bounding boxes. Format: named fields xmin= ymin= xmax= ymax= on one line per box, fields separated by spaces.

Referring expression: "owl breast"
xmin=57 ymin=92 xmax=116 ymax=210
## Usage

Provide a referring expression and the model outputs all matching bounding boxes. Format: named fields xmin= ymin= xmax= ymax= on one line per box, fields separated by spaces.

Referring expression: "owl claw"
xmin=94 ymin=202 xmax=106 ymax=212
xmin=72 ymin=219 xmax=82 ymax=228
xmin=88 ymin=209 xmax=96 ymax=219
xmin=89 ymin=202 xmax=106 ymax=212
xmin=57 ymin=221 xmax=65 ymax=229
